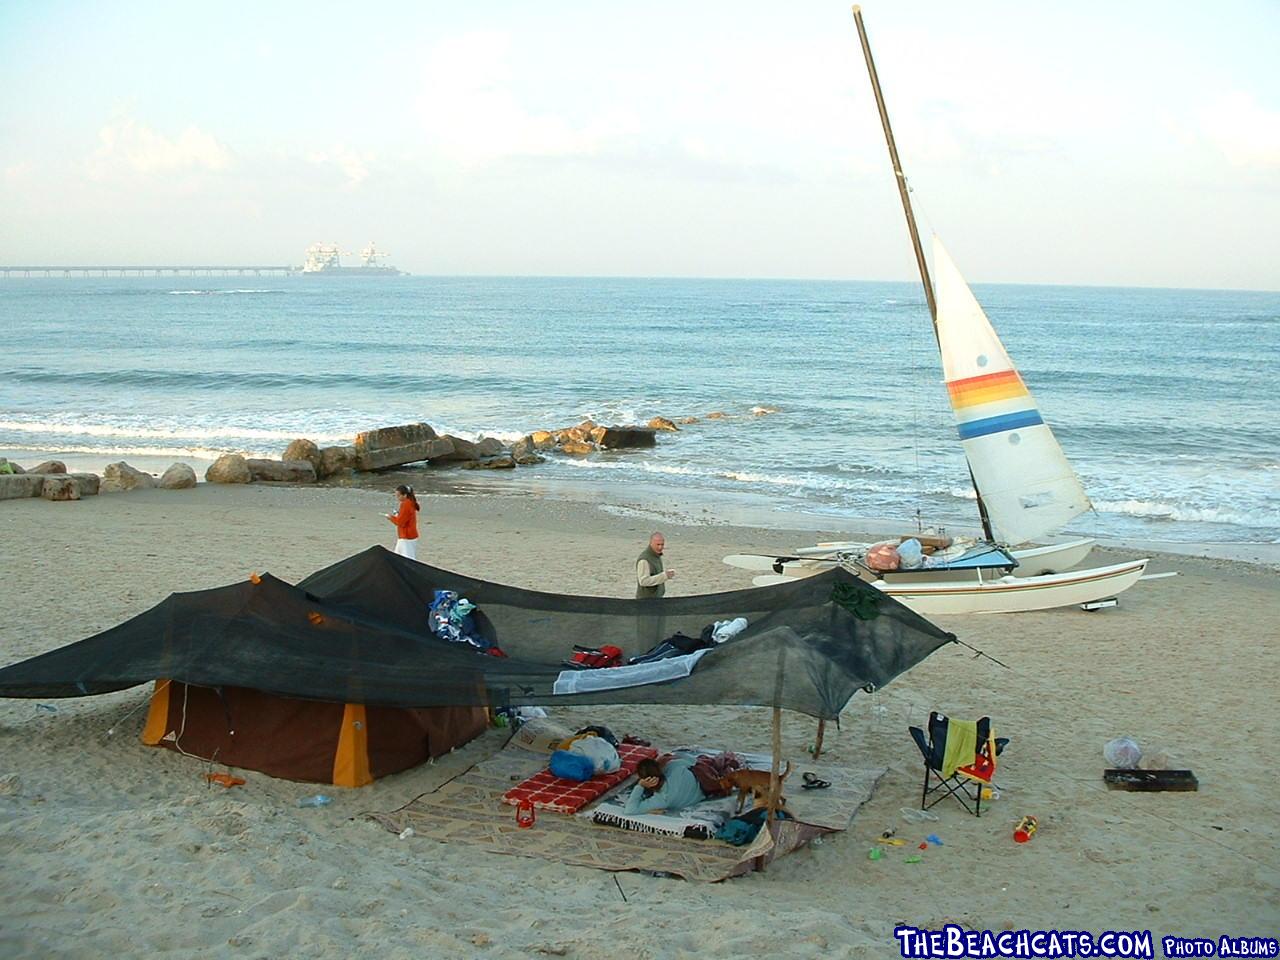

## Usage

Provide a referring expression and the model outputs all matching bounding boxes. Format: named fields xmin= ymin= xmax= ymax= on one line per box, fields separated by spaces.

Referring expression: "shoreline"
xmin=5 ymin=444 xmax=1279 ymax=569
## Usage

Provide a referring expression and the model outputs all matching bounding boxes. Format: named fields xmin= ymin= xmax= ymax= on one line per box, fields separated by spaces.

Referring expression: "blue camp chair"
xmin=908 ymin=711 xmax=1009 ymax=817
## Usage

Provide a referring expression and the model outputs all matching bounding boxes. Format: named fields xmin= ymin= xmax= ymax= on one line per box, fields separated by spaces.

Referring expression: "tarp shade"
xmin=0 ymin=547 xmax=955 ymax=720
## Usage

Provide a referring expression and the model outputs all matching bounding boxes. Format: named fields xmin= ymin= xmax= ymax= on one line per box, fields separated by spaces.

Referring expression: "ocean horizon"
xmin=2 ymin=274 xmax=1277 ymax=546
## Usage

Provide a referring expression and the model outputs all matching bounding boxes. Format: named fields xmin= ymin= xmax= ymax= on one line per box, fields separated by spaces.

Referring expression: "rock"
xmin=352 ymin=422 xmax=453 ymax=471
xmin=0 ymin=458 xmax=25 ymax=474
xmin=246 ymin=459 xmax=317 ymax=483
xmin=205 ymin=454 xmax=252 ymax=484
xmin=705 ymin=411 xmax=728 ymax=420
xmin=282 ymin=439 xmax=322 ymax=473
xmin=160 ymin=463 xmax=197 ymax=489
xmin=559 ymin=441 xmax=595 ymax=456
xmin=752 ymin=405 xmax=779 ymax=416
xmin=588 ymin=427 xmax=607 ymax=444
xmin=461 ymin=456 xmax=517 ymax=470
xmin=0 ymin=773 xmax=21 ymax=796
xmin=594 ymin=426 xmax=657 ymax=449
xmin=475 ymin=437 xmax=505 ymax=458
xmin=41 ymin=476 xmax=81 ymax=501
xmin=647 ymin=417 xmax=680 ymax=432
xmin=437 ymin=436 xmax=479 ymax=461
xmin=511 ymin=437 xmax=535 ymax=460
xmin=0 ymin=475 xmax=43 ymax=499
xmin=102 ymin=461 xmax=158 ymax=492
xmin=559 ymin=426 xmax=593 ymax=444
xmin=514 ymin=453 xmax=545 ymax=466
xmin=530 ymin=431 xmax=556 ymax=450
xmin=317 ymin=445 xmax=358 ymax=479
xmin=677 ymin=416 xmax=699 ymax=424
xmin=68 ymin=473 xmax=100 ymax=496
xmin=29 ymin=460 xmax=67 ymax=474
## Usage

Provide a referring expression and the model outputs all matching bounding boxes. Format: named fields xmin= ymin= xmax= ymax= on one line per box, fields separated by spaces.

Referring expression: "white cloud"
xmin=1199 ymin=92 xmax=1280 ymax=169
xmin=86 ymin=118 xmax=233 ymax=180
xmin=306 ymin=145 xmax=375 ymax=186
xmin=416 ymin=32 xmax=639 ymax=164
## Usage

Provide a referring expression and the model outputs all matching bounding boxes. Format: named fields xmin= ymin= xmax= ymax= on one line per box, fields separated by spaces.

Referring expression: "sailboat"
xmin=722 ymin=7 xmax=1149 ymax=615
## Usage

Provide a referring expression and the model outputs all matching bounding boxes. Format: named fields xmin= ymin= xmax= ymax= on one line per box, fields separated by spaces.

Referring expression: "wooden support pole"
xmin=812 ymin=719 xmax=826 ymax=760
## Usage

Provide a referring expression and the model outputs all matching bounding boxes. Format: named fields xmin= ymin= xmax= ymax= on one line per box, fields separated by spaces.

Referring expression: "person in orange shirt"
xmin=385 ymin=484 xmax=420 ymax=560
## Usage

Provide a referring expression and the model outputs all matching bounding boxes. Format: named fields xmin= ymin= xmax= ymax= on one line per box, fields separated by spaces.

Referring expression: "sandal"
xmin=801 ymin=772 xmax=832 ymax=790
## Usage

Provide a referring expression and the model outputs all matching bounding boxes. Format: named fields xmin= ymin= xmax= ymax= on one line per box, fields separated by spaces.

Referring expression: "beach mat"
xmin=371 ymin=742 xmax=885 ymax=882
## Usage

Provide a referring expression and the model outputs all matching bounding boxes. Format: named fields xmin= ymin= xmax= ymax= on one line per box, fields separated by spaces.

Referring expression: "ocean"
xmin=1 ymin=275 xmax=1277 ymax=546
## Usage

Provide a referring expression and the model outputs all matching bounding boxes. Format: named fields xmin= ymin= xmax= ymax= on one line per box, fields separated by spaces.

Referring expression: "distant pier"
xmin=0 ymin=265 xmax=295 ymax=278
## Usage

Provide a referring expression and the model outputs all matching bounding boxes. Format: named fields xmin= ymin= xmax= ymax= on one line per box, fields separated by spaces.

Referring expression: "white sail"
xmin=932 ymin=237 xmax=1091 ymax=544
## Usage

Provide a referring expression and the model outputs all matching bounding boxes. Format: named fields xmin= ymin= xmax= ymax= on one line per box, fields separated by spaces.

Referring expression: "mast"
xmin=851 ymin=5 xmax=995 ymax=542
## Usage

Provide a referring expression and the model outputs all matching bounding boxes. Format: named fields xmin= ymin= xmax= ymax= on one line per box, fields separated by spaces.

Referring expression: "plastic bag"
xmin=897 ymin=538 xmax=924 ymax=569
xmin=1103 ymin=736 xmax=1142 ymax=769
xmin=865 ymin=541 xmax=901 ymax=572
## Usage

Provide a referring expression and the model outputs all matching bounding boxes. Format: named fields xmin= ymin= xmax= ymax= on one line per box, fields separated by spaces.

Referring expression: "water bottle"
xmin=297 ymin=794 xmax=332 ymax=808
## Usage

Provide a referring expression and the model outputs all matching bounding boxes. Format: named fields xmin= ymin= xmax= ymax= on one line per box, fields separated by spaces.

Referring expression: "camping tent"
xmin=0 ymin=547 xmax=956 ymax=783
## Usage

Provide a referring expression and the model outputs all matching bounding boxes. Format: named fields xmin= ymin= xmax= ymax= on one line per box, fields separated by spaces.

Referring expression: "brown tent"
xmin=140 ymin=680 xmax=489 ymax=787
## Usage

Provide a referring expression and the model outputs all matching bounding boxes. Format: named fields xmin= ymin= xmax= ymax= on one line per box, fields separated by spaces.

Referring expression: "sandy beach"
xmin=1 ymin=481 xmax=1277 ymax=958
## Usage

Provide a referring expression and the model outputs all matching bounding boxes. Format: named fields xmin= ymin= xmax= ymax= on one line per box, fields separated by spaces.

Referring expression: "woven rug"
xmin=371 ymin=743 xmax=886 ymax=882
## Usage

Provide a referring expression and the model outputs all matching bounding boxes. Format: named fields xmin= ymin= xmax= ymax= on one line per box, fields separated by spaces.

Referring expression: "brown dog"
xmin=718 ymin=761 xmax=792 ymax=813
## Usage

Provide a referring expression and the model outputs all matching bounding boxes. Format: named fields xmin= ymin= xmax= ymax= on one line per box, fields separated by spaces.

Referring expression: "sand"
xmin=1 ymin=482 xmax=1277 ymax=958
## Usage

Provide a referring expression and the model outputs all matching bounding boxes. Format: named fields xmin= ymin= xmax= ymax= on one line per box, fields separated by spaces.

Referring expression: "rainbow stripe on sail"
xmin=947 ymin=370 xmax=1044 ymax=440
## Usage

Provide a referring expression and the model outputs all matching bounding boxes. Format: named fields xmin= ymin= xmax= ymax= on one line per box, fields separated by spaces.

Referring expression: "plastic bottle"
xmin=1013 ymin=815 xmax=1038 ymax=843
xmin=297 ymin=794 xmax=332 ymax=808
xmin=398 ymin=827 xmax=415 ymax=840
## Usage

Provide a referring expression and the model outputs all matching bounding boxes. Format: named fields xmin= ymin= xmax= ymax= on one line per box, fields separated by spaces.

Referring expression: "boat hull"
xmin=873 ymin=558 xmax=1149 ymax=615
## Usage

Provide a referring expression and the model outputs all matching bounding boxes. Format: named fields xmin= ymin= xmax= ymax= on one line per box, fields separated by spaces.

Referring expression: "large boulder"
xmin=514 ymin=453 xmax=545 ymax=466
xmin=461 ymin=456 xmax=516 ymax=470
xmin=678 ymin=416 xmax=699 ymax=424
xmin=353 ymin=422 xmax=453 ymax=471
xmin=594 ymin=426 xmax=657 ymax=449
xmin=317 ymin=445 xmax=358 ymax=479
xmin=705 ymin=411 xmax=728 ymax=420
xmin=205 ymin=454 xmax=252 ymax=484
xmin=529 ymin=431 xmax=556 ymax=450
xmin=160 ymin=463 xmax=197 ymax=490
xmin=647 ymin=416 xmax=680 ymax=432
xmin=101 ymin=461 xmax=158 ymax=492
xmin=435 ymin=436 xmax=479 ymax=462
xmin=41 ymin=476 xmax=81 ymax=501
xmin=68 ymin=473 xmax=100 ymax=496
xmin=246 ymin=459 xmax=317 ymax=483
xmin=474 ymin=437 xmax=505 ymax=458
xmin=559 ymin=441 xmax=595 ymax=456
xmin=282 ymin=439 xmax=321 ymax=473
xmin=0 ymin=475 xmax=43 ymax=499
xmin=29 ymin=460 xmax=67 ymax=475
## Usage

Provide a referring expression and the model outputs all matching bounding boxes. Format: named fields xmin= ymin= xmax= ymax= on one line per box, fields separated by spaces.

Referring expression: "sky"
xmin=0 ymin=1 xmax=1277 ymax=290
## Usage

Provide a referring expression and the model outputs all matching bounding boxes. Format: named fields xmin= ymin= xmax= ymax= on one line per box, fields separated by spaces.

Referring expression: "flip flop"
xmin=801 ymin=772 xmax=832 ymax=790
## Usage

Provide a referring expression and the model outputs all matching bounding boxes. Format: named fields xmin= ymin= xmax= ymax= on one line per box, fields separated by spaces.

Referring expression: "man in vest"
xmin=635 ymin=532 xmax=675 ymax=647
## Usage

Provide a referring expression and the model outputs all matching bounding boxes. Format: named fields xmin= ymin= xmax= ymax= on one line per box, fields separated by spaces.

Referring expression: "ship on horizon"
xmin=300 ymin=242 xmax=403 ymax=276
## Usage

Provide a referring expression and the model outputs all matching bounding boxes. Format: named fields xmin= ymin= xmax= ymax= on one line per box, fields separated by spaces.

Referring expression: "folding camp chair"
xmin=908 ymin=711 xmax=1009 ymax=817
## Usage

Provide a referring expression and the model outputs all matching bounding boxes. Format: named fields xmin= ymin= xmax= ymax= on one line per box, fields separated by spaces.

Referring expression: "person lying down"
xmin=623 ymin=756 xmax=707 ymax=816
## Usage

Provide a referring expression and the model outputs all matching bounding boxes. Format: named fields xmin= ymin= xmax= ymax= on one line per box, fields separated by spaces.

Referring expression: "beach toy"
xmin=1013 ymin=815 xmax=1038 ymax=843
xmin=516 ymin=800 xmax=536 ymax=829
xmin=868 ymin=847 xmax=882 ymax=861
xmin=926 ymin=833 xmax=944 ymax=846
xmin=205 ymin=773 xmax=245 ymax=788
xmin=904 ymin=855 xmax=923 ymax=864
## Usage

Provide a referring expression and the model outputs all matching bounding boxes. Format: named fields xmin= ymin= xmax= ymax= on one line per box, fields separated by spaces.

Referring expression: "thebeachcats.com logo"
xmin=893 ymin=924 xmax=1279 ymax=959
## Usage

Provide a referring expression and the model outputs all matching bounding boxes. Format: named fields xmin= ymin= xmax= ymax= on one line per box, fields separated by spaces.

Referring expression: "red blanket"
xmin=502 ymin=742 xmax=658 ymax=814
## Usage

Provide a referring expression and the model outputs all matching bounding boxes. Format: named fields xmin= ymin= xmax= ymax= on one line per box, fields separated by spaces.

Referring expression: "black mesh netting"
xmin=0 ymin=546 xmax=955 ymax=720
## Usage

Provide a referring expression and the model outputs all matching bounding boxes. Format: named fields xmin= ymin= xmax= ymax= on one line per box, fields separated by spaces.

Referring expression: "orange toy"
xmin=206 ymin=773 xmax=246 ymax=788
